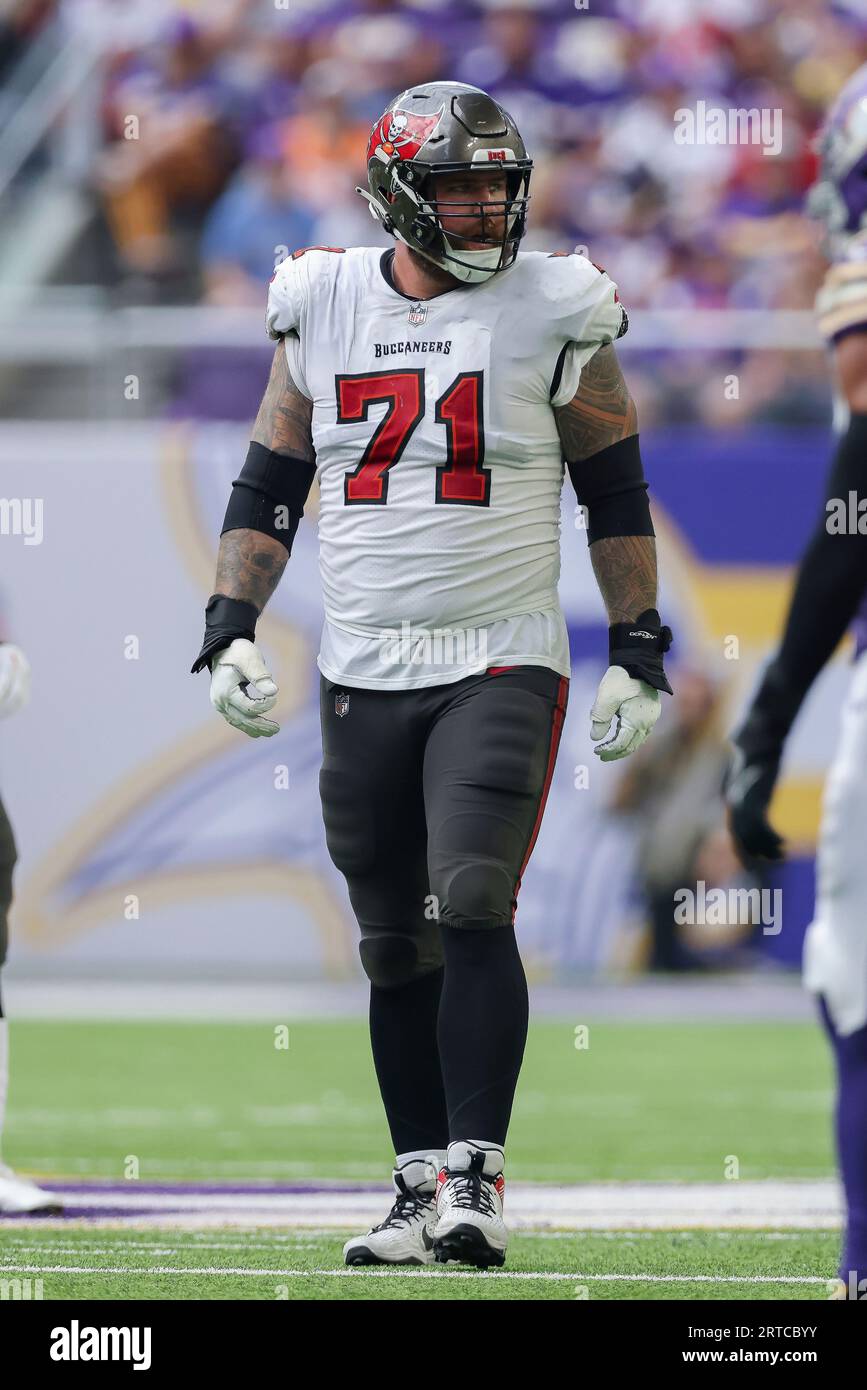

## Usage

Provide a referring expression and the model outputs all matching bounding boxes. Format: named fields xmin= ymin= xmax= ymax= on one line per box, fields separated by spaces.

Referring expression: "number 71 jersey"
xmin=266 ymin=245 xmax=626 ymax=690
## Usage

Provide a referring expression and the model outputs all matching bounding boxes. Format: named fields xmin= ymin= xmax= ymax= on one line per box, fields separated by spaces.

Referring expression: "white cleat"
xmin=343 ymin=1158 xmax=437 ymax=1266
xmin=0 ymin=1165 xmax=63 ymax=1216
xmin=433 ymin=1140 xmax=507 ymax=1268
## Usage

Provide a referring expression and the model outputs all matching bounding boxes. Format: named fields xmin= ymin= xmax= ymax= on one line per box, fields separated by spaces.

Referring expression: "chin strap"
xmin=356 ymin=186 xmax=394 ymax=233
xmin=356 ymin=180 xmax=513 ymax=284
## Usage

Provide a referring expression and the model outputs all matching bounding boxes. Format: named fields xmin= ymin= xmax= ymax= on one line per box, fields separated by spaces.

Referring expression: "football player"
xmin=726 ymin=64 xmax=867 ymax=1300
xmin=193 ymin=82 xmax=672 ymax=1268
xmin=0 ymin=641 xmax=62 ymax=1215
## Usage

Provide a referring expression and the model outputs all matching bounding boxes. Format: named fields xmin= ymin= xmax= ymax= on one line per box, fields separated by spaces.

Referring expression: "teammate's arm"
xmin=727 ymin=332 xmax=867 ymax=860
xmin=555 ymin=345 xmax=671 ymax=762
xmin=190 ymin=344 xmax=316 ymax=737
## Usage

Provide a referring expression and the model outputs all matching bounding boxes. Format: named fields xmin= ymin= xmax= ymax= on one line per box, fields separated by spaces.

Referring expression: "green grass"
xmin=3 ymin=1019 xmax=835 ymax=1183
xmin=0 ymin=1019 xmax=839 ymax=1299
xmin=0 ymin=1227 xmax=840 ymax=1301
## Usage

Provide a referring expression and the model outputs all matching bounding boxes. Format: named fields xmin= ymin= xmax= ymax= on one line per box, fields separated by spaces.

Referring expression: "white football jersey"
xmin=266 ymin=245 xmax=626 ymax=690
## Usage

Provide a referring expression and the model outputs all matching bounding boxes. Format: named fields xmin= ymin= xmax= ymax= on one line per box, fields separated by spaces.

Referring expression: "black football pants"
xmin=319 ymin=664 xmax=568 ymax=1151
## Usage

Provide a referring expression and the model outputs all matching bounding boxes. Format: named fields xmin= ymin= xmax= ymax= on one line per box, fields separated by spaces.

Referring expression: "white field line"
xmin=0 ymin=1231 xmax=815 ymax=1256
xmin=0 ymin=1261 xmax=830 ymax=1285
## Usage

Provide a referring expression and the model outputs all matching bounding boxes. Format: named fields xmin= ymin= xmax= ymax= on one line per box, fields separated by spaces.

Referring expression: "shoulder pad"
xmin=266 ymin=254 xmax=305 ymax=340
xmin=266 ymin=247 xmax=348 ymax=339
xmin=542 ymin=251 xmax=626 ymax=347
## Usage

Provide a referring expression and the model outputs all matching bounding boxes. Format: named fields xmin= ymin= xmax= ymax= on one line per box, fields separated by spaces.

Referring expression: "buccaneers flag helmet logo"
xmin=367 ymin=105 xmax=445 ymax=164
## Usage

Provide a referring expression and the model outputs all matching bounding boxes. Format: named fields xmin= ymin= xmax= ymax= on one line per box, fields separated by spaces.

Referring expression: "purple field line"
xmin=3 ymin=1206 xmax=178 ymax=1221
xmin=42 ymin=1181 xmax=386 ymax=1197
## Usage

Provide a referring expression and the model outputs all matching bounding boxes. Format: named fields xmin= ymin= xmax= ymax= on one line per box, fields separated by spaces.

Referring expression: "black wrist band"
xmin=609 ymin=607 xmax=673 ymax=694
xmin=191 ymin=594 xmax=259 ymax=675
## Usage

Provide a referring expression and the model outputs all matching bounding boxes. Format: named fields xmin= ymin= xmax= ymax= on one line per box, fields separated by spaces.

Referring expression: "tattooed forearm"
xmin=589 ymin=535 xmax=658 ymax=624
xmin=557 ymin=345 xmax=655 ymax=622
xmin=252 ymin=343 xmax=315 ymax=460
xmin=214 ymin=528 xmax=288 ymax=614
xmin=210 ymin=343 xmax=314 ymax=612
xmin=554 ymin=344 xmax=637 ymax=461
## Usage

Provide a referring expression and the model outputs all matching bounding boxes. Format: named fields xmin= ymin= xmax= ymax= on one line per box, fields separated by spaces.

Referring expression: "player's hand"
xmin=0 ymin=643 xmax=31 ymax=719
xmin=209 ymin=638 xmax=280 ymax=738
xmin=590 ymin=664 xmax=661 ymax=761
xmin=725 ymin=746 xmax=785 ymax=862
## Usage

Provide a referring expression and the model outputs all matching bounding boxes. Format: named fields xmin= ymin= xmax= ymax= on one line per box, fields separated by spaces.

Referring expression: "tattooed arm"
xmin=554 ymin=344 xmax=657 ymax=624
xmin=553 ymin=342 xmax=637 ymax=459
xmin=190 ymin=343 xmax=316 ymax=696
xmin=212 ymin=343 xmax=315 ymax=613
xmin=555 ymin=343 xmax=670 ymax=759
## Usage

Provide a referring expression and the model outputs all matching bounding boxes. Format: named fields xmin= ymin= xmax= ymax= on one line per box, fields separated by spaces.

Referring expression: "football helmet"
xmin=357 ymin=81 xmax=532 ymax=285
xmin=807 ymin=62 xmax=867 ymax=250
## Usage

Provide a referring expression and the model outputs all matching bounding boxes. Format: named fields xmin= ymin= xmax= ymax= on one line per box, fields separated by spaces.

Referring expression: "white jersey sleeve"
xmin=265 ymin=251 xmax=314 ymax=399
xmin=544 ymin=253 xmax=627 ymax=407
xmin=266 ymin=253 xmax=307 ymax=339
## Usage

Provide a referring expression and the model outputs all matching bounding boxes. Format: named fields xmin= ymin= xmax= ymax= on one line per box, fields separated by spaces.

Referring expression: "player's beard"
xmin=405 ymin=243 xmax=466 ymax=294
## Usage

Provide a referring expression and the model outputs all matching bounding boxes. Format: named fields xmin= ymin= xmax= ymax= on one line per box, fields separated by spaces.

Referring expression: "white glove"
xmin=209 ymin=638 xmax=279 ymax=738
xmin=0 ymin=643 xmax=31 ymax=719
xmin=590 ymin=664 xmax=661 ymax=761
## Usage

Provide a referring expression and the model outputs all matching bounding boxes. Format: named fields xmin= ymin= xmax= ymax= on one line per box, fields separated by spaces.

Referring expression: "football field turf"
xmin=0 ymin=1018 xmax=842 ymax=1300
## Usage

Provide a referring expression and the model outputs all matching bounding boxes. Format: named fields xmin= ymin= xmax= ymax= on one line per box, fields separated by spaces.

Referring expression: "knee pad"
xmin=360 ymin=929 xmax=443 ymax=989
xmin=437 ymin=860 xmax=514 ymax=929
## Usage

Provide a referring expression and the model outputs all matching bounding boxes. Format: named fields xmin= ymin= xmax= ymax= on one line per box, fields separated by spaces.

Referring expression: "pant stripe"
xmin=511 ymin=674 xmax=569 ymax=920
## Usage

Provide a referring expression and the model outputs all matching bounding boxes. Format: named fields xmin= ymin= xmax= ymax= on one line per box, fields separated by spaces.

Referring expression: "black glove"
xmin=725 ymin=712 xmax=786 ymax=863
xmin=608 ymin=608 xmax=673 ymax=694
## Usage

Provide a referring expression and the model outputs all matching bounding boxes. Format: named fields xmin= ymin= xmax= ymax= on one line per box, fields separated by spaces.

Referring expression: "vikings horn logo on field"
xmin=367 ymin=105 xmax=445 ymax=164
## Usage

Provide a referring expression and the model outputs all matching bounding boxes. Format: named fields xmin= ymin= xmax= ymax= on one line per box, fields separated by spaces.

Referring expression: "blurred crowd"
xmin=5 ymin=0 xmax=867 ymax=420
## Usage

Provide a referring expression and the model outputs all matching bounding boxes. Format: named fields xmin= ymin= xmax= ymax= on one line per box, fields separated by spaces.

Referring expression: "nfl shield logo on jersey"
xmin=335 ymin=691 xmax=350 ymax=718
xmin=408 ymin=302 xmax=428 ymax=326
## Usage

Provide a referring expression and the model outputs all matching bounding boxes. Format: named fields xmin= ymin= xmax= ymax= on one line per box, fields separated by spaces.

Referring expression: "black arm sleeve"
xmin=566 ymin=434 xmax=654 ymax=544
xmin=737 ymin=411 xmax=867 ymax=760
xmin=221 ymin=443 xmax=317 ymax=552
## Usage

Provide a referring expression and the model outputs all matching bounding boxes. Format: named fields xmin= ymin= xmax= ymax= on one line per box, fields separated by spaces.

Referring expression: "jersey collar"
xmin=378 ymin=248 xmax=470 ymax=303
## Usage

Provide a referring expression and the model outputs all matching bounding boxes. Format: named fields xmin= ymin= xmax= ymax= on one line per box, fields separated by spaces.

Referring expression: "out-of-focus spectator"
xmin=98 ymin=16 xmax=240 ymax=276
xmin=277 ymin=61 xmax=380 ymax=214
xmin=0 ymin=0 xmax=56 ymax=81
xmin=201 ymin=126 xmax=318 ymax=305
xmin=610 ymin=666 xmax=754 ymax=971
xmin=2 ymin=0 xmax=863 ymax=426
